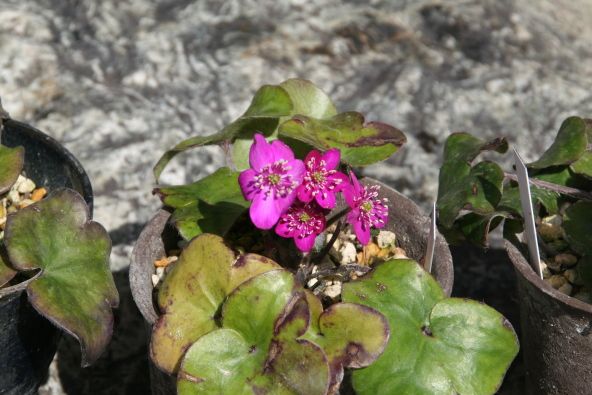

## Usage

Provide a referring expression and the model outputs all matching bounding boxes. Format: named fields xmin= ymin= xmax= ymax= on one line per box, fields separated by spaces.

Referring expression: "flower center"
xmin=298 ymin=212 xmax=311 ymax=222
xmin=267 ymin=174 xmax=281 ymax=185
xmin=361 ymin=201 xmax=373 ymax=212
xmin=312 ymin=171 xmax=325 ymax=183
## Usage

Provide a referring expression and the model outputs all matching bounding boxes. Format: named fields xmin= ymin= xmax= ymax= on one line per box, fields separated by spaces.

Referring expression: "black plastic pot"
xmin=507 ymin=241 xmax=592 ymax=395
xmin=0 ymin=118 xmax=93 ymax=395
xmin=130 ymin=178 xmax=454 ymax=395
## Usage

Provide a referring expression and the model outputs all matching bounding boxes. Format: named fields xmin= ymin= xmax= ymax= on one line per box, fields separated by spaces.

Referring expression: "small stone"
xmin=542 ymin=215 xmax=562 ymax=227
xmin=151 ymin=274 xmax=160 ymax=287
xmin=564 ymin=269 xmax=582 ymax=285
xmin=31 ymin=187 xmax=47 ymax=202
xmin=538 ymin=223 xmax=563 ymax=242
xmin=393 ymin=247 xmax=408 ymax=259
xmin=7 ymin=189 xmax=20 ymax=205
xmin=307 ymin=277 xmax=319 ymax=288
xmin=573 ymin=292 xmax=592 ymax=304
xmin=324 ymin=281 xmax=342 ymax=299
xmin=545 ymin=259 xmax=561 ymax=272
xmin=18 ymin=199 xmax=35 ymax=209
xmin=546 ymin=274 xmax=567 ymax=289
xmin=558 ymin=283 xmax=573 ymax=295
xmin=339 ymin=242 xmax=357 ymax=265
xmin=540 ymin=261 xmax=551 ymax=279
xmin=547 ymin=239 xmax=569 ymax=253
xmin=17 ymin=178 xmax=35 ymax=194
xmin=555 ymin=253 xmax=578 ymax=268
xmin=156 ymin=267 xmax=165 ymax=276
xmin=376 ymin=231 xmax=396 ymax=248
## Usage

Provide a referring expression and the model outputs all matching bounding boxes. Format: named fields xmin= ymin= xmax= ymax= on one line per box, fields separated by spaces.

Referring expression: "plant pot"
xmin=130 ymin=178 xmax=454 ymax=395
xmin=506 ymin=240 xmax=592 ymax=395
xmin=0 ymin=119 xmax=93 ymax=395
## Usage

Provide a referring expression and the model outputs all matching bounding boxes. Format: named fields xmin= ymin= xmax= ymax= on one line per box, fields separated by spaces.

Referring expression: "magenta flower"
xmin=275 ymin=202 xmax=326 ymax=252
xmin=239 ymin=134 xmax=304 ymax=229
xmin=297 ymin=149 xmax=348 ymax=209
xmin=343 ymin=172 xmax=389 ymax=245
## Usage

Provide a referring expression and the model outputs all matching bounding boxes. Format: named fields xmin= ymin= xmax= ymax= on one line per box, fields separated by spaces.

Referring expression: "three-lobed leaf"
xmin=154 ymin=167 xmax=250 ymax=240
xmin=151 ymin=234 xmax=280 ymax=374
xmin=3 ymin=188 xmax=118 ymax=366
xmin=343 ymin=259 xmax=519 ymax=395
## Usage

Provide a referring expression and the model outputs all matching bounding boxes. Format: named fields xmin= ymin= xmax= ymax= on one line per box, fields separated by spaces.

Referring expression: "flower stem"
xmin=313 ymin=220 xmax=343 ymax=265
xmin=327 ymin=207 xmax=350 ymax=227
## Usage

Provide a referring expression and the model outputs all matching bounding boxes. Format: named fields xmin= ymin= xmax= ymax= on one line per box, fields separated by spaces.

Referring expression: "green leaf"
xmin=4 ymin=188 xmax=118 ymax=366
xmin=498 ymin=184 xmax=559 ymax=216
xmin=154 ymin=85 xmax=293 ymax=181
xmin=155 ymin=168 xmax=250 ymax=240
xmin=177 ymin=270 xmax=330 ymax=395
xmin=576 ymin=255 xmax=592 ymax=289
xmin=0 ymin=247 xmax=16 ymax=287
xmin=563 ymin=201 xmax=592 ymax=257
xmin=0 ymin=144 xmax=24 ymax=194
xmin=279 ymin=79 xmax=337 ymax=119
xmin=279 ymin=112 xmax=406 ymax=166
xmin=151 ymin=234 xmax=280 ymax=374
xmin=570 ymin=151 xmax=592 ymax=179
xmin=343 ymin=260 xmax=519 ymax=395
xmin=437 ymin=133 xmax=508 ymax=200
xmin=437 ymin=161 xmax=505 ymax=227
xmin=529 ymin=116 xmax=588 ymax=169
xmin=453 ymin=212 xmax=508 ymax=247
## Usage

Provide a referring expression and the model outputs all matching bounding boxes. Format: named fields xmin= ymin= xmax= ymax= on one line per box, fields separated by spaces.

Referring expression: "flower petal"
xmin=295 ymin=234 xmax=316 ymax=252
xmin=275 ymin=219 xmax=293 ymax=238
xmin=322 ymin=148 xmax=340 ymax=170
xmin=286 ymin=159 xmax=305 ymax=184
xmin=304 ymin=150 xmax=322 ymax=170
xmin=250 ymin=196 xmax=281 ymax=230
xmin=249 ymin=134 xmax=275 ymax=170
xmin=297 ymin=185 xmax=314 ymax=203
xmin=270 ymin=139 xmax=295 ymax=162
xmin=329 ymin=171 xmax=349 ymax=192
xmin=354 ymin=219 xmax=371 ymax=245
xmin=349 ymin=171 xmax=362 ymax=195
xmin=238 ymin=169 xmax=258 ymax=201
xmin=343 ymin=183 xmax=356 ymax=208
xmin=316 ymin=190 xmax=336 ymax=209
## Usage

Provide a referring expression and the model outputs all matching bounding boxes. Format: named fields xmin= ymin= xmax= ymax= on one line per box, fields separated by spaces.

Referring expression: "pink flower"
xmin=297 ymin=149 xmax=348 ymax=209
xmin=239 ymin=134 xmax=305 ymax=229
xmin=343 ymin=172 xmax=389 ymax=245
xmin=275 ymin=202 xmax=326 ymax=252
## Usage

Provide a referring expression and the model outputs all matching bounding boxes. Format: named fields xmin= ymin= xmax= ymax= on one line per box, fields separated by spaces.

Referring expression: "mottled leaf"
xmin=529 ymin=116 xmax=588 ymax=169
xmin=0 ymin=144 xmax=24 ymax=194
xmin=343 ymin=260 xmax=519 ymax=395
xmin=279 ymin=112 xmax=406 ymax=166
xmin=154 ymin=85 xmax=293 ymax=180
xmin=498 ymin=184 xmax=559 ymax=216
xmin=4 ymin=188 xmax=118 ymax=366
xmin=279 ymin=79 xmax=337 ymax=119
xmin=570 ymin=151 xmax=592 ymax=179
xmin=155 ymin=168 xmax=250 ymax=240
xmin=563 ymin=201 xmax=592 ymax=256
xmin=151 ymin=235 xmax=280 ymax=374
xmin=437 ymin=161 xmax=505 ymax=227
xmin=177 ymin=270 xmax=330 ymax=395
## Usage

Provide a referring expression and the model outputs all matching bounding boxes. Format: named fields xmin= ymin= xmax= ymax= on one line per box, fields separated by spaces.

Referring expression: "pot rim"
xmin=506 ymin=240 xmax=592 ymax=314
xmin=130 ymin=178 xmax=455 ymax=325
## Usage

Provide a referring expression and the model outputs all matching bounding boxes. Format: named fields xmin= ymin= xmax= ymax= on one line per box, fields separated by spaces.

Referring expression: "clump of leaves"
xmin=151 ymin=80 xmax=519 ymax=394
xmin=0 ymin=141 xmax=119 ymax=366
xmin=437 ymin=116 xmax=592 ymax=289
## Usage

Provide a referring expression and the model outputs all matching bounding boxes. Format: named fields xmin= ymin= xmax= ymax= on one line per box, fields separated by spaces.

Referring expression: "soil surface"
xmin=1 ymin=0 xmax=590 ymax=393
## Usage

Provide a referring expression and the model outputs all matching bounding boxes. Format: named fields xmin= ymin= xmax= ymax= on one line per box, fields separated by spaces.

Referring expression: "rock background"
xmin=1 ymin=0 xmax=591 ymax=393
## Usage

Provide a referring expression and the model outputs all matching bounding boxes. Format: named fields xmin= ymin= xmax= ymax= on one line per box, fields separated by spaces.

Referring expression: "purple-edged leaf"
xmin=151 ymin=235 xmax=280 ymax=374
xmin=343 ymin=260 xmax=519 ymax=395
xmin=3 ymin=188 xmax=118 ymax=366
xmin=279 ymin=112 xmax=406 ymax=166
xmin=154 ymin=85 xmax=293 ymax=180
xmin=529 ymin=116 xmax=588 ymax=169
xmin=0 ymin=144 xmax=24 ymax=194
xmin=177 ymin=270 xmax=330 ymax=395
xmin=154 ymin=167 xmax=250 ymax=240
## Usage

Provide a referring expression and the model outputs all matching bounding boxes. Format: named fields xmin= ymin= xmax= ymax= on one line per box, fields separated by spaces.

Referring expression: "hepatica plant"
xmin=0 ymin=141 xmax=118 ymax=366
xmin=152 ymin=79 xmax=518 ymax=394
xmin=437 ymin=116 xmax=592 ymax=299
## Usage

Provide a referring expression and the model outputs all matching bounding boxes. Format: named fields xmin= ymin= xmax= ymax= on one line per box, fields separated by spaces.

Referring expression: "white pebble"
xmin=151 ymin=274 xmax=160 ymax=287
xmin=377 ymin=231 xmax=397 ymax=248
xmin=324 ymin=282 xmax=342 ymax=299
xmin=339 ymin=242 xmax=357 ymax=264
xmin=17 ymin=178 xmax=35 ymax=194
